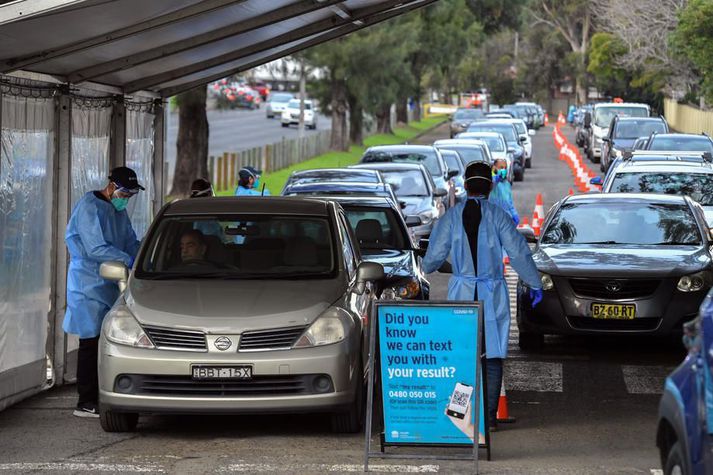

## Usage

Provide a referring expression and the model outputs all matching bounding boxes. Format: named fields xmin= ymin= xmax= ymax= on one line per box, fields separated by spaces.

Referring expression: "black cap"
xmin=464 ymin=162 xmax=492 ymax=183
xmin=238 ymin=166 xmax=262 ymax=180
xmin=190 ymin=178 xmax=213 ymax=197
xmin=109 ymin=166 xmax=144 ymax=191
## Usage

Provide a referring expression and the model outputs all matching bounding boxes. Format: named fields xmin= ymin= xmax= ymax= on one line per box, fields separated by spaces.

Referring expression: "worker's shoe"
xmin=73 ymin=402 xmax=99 ymax=418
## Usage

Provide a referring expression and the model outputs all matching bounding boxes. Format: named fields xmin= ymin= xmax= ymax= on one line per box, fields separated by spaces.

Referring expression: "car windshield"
xmin=344 ymin=207 xmax=407 ymax=251
xmin=467 ymin=124 xmax=517 ymax=143
xmin=648 ymin=136 xmax=713 ymax=154
xmin=594 ymin=106 xmax=648 ymax=128
xmin=453 ymin=109 xmax=483 ymax=120
xmin=287 ymin=100 xmax=312 ymax=110
xmin=137 ymin=215 xmax=335 ymax=279
xmin=270 ymin=94 xmax=293 ymax=103
xmin=610 ymin=172 xmax=713 ymax=206
xmin=465 ymin=135 xmax=505 ymax=152
xmin=613 ymin=120 xmax=667 ymax=139
xmin=541 ymin=202 xmax=701 ymax=245
xmin=291 ymin=171 xmax=378 ymax=185
xmin=362 ymin=151 xmax=442 ymax=176
xmin=380 ymin=170 xmax=429 ymax=197
xmin=439 ymin=146 xmax=486 ymax=165
xmin=442 ymin=152 xmax=463 ymax=174
xmin=512 ymin=122 xmax=526 ymax=134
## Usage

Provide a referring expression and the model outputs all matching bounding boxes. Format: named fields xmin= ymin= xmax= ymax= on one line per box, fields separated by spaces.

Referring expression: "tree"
xmin=171 ymin=86 xmax=208 ymax=196
xmin=528 ymin=0 xmax=592 ymax=104
xmin=466 ymin=0 xmax=528 ymax=33
xmin=515 ymin=24 xmax=570 ymax=102
xmin=671 ymin=0 xmax=713 ymax=105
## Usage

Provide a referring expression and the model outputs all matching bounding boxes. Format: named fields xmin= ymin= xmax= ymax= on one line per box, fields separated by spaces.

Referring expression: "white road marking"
xmin=218 ymin=463 xmax=440 ymax=473
xmin=650 ymin=470 xmax=663 ymax=475
xmin=622 ymin=365 xmax=673 ymax=395
xmin=505 ymin=361 xmax=563 ymax=392
xmin=0 ymin=462 xmax=163 ymax=472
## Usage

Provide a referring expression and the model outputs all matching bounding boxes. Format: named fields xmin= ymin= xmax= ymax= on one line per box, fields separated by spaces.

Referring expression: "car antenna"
xmin=261 ymin=183 xmax=266 ymax=196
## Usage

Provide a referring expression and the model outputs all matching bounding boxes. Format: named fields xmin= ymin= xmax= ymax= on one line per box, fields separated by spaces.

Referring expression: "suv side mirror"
xmin=354 ymin=261 xmax=384 ymax=295
xmin=434 ymin=188 xmax=448 ymax=197
xmin=529 ymin=129 xmax=536 ymax=136
xmin=100 ymin=261 xmax=129 ymax=292
xmin=517 ymin=226 xmax=537 ymax=243
xmin=447 ymin=169 xmax=459 ymax=179
xmin=405 ymin=215 xmax=422 ymax=227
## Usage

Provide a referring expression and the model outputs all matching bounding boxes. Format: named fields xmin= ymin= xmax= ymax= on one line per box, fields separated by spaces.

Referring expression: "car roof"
xmin=565 ymin=193 xmax=689 ymax=205
xmin=365 ymin=145 xmax=436 ymax=153
xmin=163 ymin=197 xmax=331 ymax=216
xmin=458 ymin=131 xmax=503 ymax=138
xmin=292 ymin=168 xmax=378 ymax=177
xmin=594 ymin=102 xmax=649 ymax=108
xmin=314 ymin=196 xmax=398 ymax=209
xmin=649 ymin=133 xmax=711 ymax=140
xmin=285 ymin=181 xmax=386 ymax=191
xmin=469 ymin=119 xmax=516 ymax=126
xmin=615 ymin=117 xmax=664 ymax=122
xmin=615 ymin=161 xmax=713 ymax=172
xmin=434 ymin=139 xmax=487 ymax=148
xmin=351 ymin=162 xmax=427 ymax=172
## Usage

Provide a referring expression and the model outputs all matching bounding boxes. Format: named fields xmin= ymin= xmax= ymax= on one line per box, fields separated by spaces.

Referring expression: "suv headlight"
xmin=104 ymin=305 xmax=154 ymax=348
xmin=391 ymin=278 xmax=421 ymax=299
xmin=540 ymin=273 xmax=554 ymax=290
xmin=293 ymin=314 xmax=347 ymax=348
xmin=677 ymin=271 xmax=712 ymax=292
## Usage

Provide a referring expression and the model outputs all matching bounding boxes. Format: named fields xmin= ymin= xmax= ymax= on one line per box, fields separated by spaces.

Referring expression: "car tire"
xmin=664 ymin=441 xmax=686 ymax=475
xmin=586 ymin=147 xmax=594 ymax=162
xmin=525 ymin=158 xmax=532 ymax=169
xmin=100 ymin=408 xmax=138 ymax=432
xmin=267 ymin=114 xmax=273 ymax=119
xmin=514 ymin=167 xmax=524 ymax=182
xmin=281 ymin=123 xmax=288 ymax=128
xmin=518 ymin=331 xmax=544 ymax=351
xmin=331 ymin=382 xmax=365 ymax=434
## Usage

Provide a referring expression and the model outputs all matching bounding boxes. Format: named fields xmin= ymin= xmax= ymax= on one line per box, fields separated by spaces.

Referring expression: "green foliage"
xmin=587 ymin=33 xmax=627 ymax=83
xmin=671 ymin=0 xmax=713 ymax=104
xmin=465 ymin=0 xmax=527 ymax=33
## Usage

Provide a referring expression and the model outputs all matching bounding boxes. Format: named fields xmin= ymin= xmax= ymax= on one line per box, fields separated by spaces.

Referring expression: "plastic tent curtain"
xmin=70 ymin=102 xmax=111 ymax=208
xmin=126 ymin=107 xmax=155 ymax=238
xmin=0 ymin=93 xmax=55 ymax=400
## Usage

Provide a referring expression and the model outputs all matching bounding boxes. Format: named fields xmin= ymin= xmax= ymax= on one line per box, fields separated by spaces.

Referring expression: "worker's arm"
xmin=76 ymin=202 xmax=133 ymax=266
xmin=497 ymin=207 xmax=540 ymax=289
xmin=422 ymin=208 xmax=453 ymax=274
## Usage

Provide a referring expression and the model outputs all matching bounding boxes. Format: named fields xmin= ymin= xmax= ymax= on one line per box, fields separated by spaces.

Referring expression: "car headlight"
xmin=677 ymin=271 xmax=712 ymax=292
xmin=540 ymin=273 xmax=554 ymax=291
xmin=419 ymin=211 xmax=434 ymax=225
xmin=391 ymin=278 xmax=421 ymax=299
xmin=104 ymin=305 xmax=154 ymax=348
xmin=293 ymin=315 xmax=347 ymax=348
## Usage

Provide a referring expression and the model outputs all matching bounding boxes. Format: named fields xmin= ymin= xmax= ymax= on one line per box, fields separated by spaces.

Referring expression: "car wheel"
xmin=267 ymin=114 xmax=273 ymax=119
xmin=518 ymin=331 xmax=544 ymax=351
xmin=100 ymin=408 xmax=138 ymax=432
xmin=281 ymin=123 xmax=288 ymax=128
xmin=525 ymin=158 xmax=532 ymax=169
xmin=514 ymin=167 xmax=524 ymax=182
xmin=664 ymin=441 xmax=686 ymax=475
xmin=331 ymin=382 xmax=365 ymax=434
xmin=586 ymin=147 xmax=594 ymax=162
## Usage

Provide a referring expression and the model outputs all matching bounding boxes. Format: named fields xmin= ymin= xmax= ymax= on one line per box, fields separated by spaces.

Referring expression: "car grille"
xmin=567 ymin=316 xmax=662 ymax=332
xmin=569 ymin=278 xmax=660 ymax=299
xmin=143 ymin=325 xmax=207 ymax=352
xmin=238 ymin=326 xmax=307 ymax=351
xmin=116 ymin=374 xmax=331 ymax=396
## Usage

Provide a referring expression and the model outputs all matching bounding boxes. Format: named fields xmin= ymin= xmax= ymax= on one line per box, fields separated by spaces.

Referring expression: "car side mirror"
xmin=100 ymin=261 xmax=129 ymax=292
xmin=529 ymin=129 xmax=536 ymax=136
xmin=517 ymin=226 xmax=537 ymax=243
xmin=399 ymin=201 xmax=407 ymax=210
xmin=434 ymin=188 xmax=448 ymax=197
xmin=354 ymin=261 xmax=385 ymax=295
xmin=447 ymin=169 xmax=459 ymax=179
xmin=507 ymin=147 xmax=515 ymax=154
xmin=602 ymin=137 xmax=610 ymax=143
xmin=405 ymin=215 xmax=422 ymax=227
xmin=589 ymin=176 xmax=603 ymax=187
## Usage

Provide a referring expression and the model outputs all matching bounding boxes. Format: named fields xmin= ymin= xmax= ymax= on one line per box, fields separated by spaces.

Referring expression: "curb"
xmin=406 ymin=119 xmax=448 ymax=143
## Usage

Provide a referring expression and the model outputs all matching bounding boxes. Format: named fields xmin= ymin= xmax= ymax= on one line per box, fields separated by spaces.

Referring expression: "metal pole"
xmin=110 ymin=99 xmax=126 ymax=168
xmin=152 ymin=99 xmax=165 ymax=215
xmin=298 ymin=58 xmax=306 ymax=138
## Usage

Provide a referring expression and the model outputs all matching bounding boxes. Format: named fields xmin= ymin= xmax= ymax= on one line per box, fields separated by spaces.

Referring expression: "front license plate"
xmin=591 ymin=303 xmax=636 ymax=320
xmin=191 ymin=365 xmax=252 ymax=380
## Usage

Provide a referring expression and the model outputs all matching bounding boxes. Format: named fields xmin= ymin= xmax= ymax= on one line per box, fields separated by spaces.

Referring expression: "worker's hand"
xmin=127 ymin=256 xmax=135 ymax=269
xmin=530 ymin=288 xmax=543 ymax=308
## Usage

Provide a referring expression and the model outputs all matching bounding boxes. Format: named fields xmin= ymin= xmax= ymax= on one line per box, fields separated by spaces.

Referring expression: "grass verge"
xmin=217 ymin=115 xmax=446 ymax=196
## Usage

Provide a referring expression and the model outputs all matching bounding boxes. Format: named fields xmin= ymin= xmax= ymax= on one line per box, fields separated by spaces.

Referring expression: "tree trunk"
xmin=330 ymin=77 xmax=349 ymax=151
xmin=171 ymin=86 xmax=208 ymax=196
xmin=348 ymin=93 xmax=363 ymax=146
xmin=396 ymin=100 xmax=408 ymax=124
xmin=376 ymin=105 xmax=393 ymax=134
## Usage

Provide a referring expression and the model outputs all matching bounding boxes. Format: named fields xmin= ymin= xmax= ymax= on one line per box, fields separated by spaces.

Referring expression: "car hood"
xmin=125 ymin=278 xmax=345 ymax=332
xmin=534 ymin=244 xmax=710 ymax=278
xmin=361 ymin=249 xmax=416 ymax=282
xmin=398 ymin=196 xmax=432 ymax=216
xmin=611 ymin=138 xmax=636 ymax=151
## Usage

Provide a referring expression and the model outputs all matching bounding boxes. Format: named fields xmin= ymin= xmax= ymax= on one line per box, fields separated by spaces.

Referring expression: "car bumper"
xmin=99 ymin=337 xmax=358 ymax=414
xmin=593 ymin=146 xmax=602 ymax=158
xmin=517 ymin=279 xmax=705 ymax=336
xmin=281 ymin=117 xmax=315 ymax=126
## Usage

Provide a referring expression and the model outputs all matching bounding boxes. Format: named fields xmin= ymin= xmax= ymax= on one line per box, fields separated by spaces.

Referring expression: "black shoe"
xmin=73 ymin=402 xmax=99 ymax=418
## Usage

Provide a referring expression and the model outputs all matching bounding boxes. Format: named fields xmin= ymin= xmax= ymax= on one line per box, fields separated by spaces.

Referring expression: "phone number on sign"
xmin=389 ymin=390 xmax=437 ymax=398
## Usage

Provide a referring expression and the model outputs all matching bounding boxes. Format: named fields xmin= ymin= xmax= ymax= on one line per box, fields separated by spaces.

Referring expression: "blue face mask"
xmin=497 ymin=169 xmax=508 ymax=180
xmin=111 ymin=197 xmax=129 ymax=211
xmin=253 ymin=177 xmax=261 ymax=189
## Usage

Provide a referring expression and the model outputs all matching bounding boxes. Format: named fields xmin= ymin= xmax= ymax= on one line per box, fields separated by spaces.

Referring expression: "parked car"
xmin=282 ymin=168 xmax=384 ymax=193
xmin=350 ymin=163 xmax=446 ymax=241
xmin=516 ymin=102 xmax=545 ymax=129
xmin=281 ymin=99 xmax=317 ymax=129
xmin=601 ymin=116 xmax=669 ymax=172
xmin=97 ymin=197 xmax=385 ymax=433
xmin=632 ymin=136 xmax=650 ymax=151
xmin=450 ymin=108 xmax=486 ymax=138
xmin=437 ymin=149 xmax=465 ymax=205
xmin=282 ymin=182 xmax=401 ymax=211
xmin=465 ymin=120 xmax=525 ymax=181
xmin=656 ymin=289 xmax=713 ymax=475
xmin=359 ymin=145 xmax=457 ymax=208
xmin=601 ymin=152 xmax=713 ymax=226
xmin=454 ymin=132 xmax=512 ymax=182
xmin=265 ymin=92 xmax=294 ymax=119
xmin=485 ymin=112 xmax=515 ymax=120
xmin=516 ymin=193 xmax=713 ymax=350
xmin=497 ymin=117 xmax=535 ymax=168
xmin=587 ymin=102 xmax=651 ymax=163
xmin=644 ymin=133 xmax=713 ymax=155
xmin=326 ymin=196 xmax=430 ymax=300
xmin=575 ymin=105 xmax=593 ymax=148
xmin=249 ymin=81 xmax=270 ymax=101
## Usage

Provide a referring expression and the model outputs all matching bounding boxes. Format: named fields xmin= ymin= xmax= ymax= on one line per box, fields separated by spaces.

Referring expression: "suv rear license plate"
xmin=591 ymin=303 xmax=636 ymax=320
xmin=191 ymin=365 xmax=252 ymax=380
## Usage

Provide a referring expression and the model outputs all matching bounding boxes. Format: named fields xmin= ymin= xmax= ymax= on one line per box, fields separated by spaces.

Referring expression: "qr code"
xmin=451 ymin=390 xmax=469 ymax=407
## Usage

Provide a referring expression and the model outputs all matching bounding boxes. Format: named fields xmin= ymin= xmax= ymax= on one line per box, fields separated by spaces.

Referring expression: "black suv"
xmin=601 ymin=116 xmax=668 ymax=172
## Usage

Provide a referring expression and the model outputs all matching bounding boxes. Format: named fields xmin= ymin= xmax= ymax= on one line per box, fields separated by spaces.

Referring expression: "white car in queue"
xmin=281 ymin=99 xmax=317 ymax=129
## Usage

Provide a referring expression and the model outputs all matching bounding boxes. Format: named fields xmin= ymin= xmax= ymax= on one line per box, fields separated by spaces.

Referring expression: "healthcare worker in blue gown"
xmin=234 ymin=166 xmax=270 ymax=196
xmin=423 ymin=162 xmax=543 ymax=430
xmin=63 ymin=167 xmax=143 ymax=418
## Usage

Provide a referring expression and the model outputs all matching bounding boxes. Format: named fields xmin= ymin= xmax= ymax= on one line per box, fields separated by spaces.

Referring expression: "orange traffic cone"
xmin=568 ymin=188 xmax=575 ymax=196
xmin=496 ymin=378 xmax=516 ymax=423
xmin=544 ymin=113 xmax=549 ymax=126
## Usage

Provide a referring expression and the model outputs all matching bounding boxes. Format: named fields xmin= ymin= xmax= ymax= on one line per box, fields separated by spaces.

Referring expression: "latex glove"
xmin=530 ymin=288 xmax=543 ymax=308
xmin=127 ymin=256 xmax=135 ymax=269
xmin=513 ymin=213 xmax=520 ymax=226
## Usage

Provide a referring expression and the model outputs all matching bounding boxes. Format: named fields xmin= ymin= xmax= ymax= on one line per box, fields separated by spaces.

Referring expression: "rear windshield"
xmin=442 ymin=151 xmax=463 ymax=173
xmin=362 ymin=151 xmax=442 ymax=176
xmin=438 ymin=146 xmax=486 ymax=165
xmin=380 ymin=170 xmax=429 ymax=197
xmin=594 ymin=106 xmax=649 ymax=128
xmin=610 ymin=172 xmax=713 ymax=206
xmin=290 ymin=170 xmax=378 ymax=186
xmin=287 ymin=100 xmax=312 ymax=110
xmin=344 ymin=207 xmax=407 ymax=251
xmin=466 ymin=124 xmax=517 ymax=143
xmin=137 ymin=215 xmax=335 ymax=279
xmin=453 ymin=109 xmax=484 ymax=121
xmin=541 ymin=202 xmax=700 ymax=245
xmin=648 ymin=136 xmax=713 ymax=154
xmin=512 ymin=122 xmax=527 ymax=135
xmin=463 ymin=135 xmax=505 ymax=152
xmin=269 ymin=93 xmax=293 ymax=103
xmin=613 ymin=120 xmax=667 ymax=139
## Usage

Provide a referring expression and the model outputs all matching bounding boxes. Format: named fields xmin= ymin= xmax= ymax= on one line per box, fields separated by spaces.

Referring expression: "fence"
xmin=664 ymin=98 xmax=713 ymax=135
xmin=208 ymin=129 xmax=331 ymax=191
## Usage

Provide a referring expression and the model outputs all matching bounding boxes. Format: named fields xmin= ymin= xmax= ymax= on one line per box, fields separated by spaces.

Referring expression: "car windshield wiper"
xmin=651 ymin=241 xmax=699 ymax=245
xmin=576 ymin=241 xmax=621 ymax=244
xmin=142 ymin=272 xmax=234 ymax=280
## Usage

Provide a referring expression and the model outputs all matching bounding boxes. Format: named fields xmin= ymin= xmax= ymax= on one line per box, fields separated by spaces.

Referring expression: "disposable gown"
xmin=63 ymin=192 xmax=141 ymax=338
xmin=422 ymin=198 xmax=541 ymax=358
xmin=235 ymin=185 xmax=271 ymax=196
xmin=489 ymin=180 xmax=519 ymax=224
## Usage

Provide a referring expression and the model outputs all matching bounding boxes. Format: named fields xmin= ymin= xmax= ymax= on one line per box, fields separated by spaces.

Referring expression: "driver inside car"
xmin=180 ymin=230 xmax=208 ymax=263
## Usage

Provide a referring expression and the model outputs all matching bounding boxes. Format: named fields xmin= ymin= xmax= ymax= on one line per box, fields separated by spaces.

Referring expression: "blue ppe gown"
xmin=63 ymin=192 xmax=141 ymax=338
xmin=235 ymin=185 xmax=271 ymax=196
xmin=489 ymin=180 xmax=519 ymax=224
xmin=422 ymin=198 xmax=541 ymax=358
